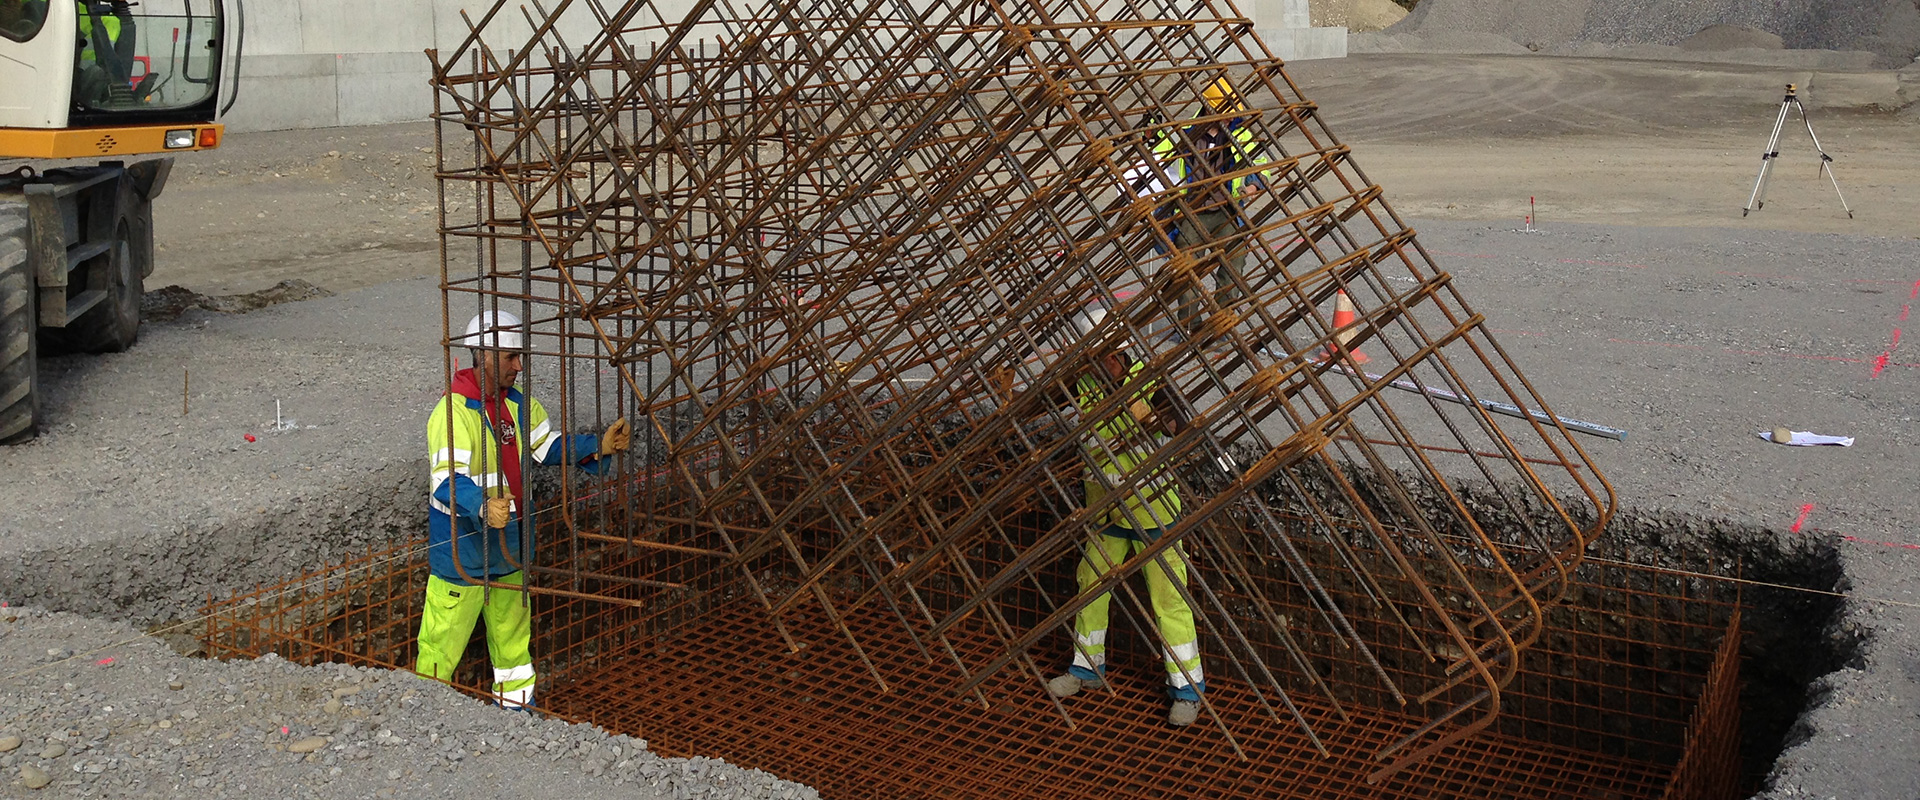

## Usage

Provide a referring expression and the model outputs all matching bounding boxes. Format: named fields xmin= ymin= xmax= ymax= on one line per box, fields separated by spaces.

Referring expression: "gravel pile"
xmin=1378 ymin=0 xmax=1920 ymax=67
xmin=0 ymin=608 xmax=818 ymax=799
xmin=1309 ymin=0 xmax=1409 ymax=32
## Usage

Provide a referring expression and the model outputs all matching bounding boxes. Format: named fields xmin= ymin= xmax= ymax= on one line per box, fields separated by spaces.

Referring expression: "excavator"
xmin=0 ymin=0 xmax=240 ymax=442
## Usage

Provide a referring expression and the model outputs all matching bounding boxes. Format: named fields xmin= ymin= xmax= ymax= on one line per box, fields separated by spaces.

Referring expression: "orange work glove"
xmin=484 ymin=497 xmax=512 ymax=529
xmin=599 ymin=417 xmax=631 ymax=457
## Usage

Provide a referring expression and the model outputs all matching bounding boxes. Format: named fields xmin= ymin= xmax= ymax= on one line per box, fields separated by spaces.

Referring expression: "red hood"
xmin=448 ymin=367 xmax=525 ymax=507
xmin=450 ymin=367 xmax=488 ymax=400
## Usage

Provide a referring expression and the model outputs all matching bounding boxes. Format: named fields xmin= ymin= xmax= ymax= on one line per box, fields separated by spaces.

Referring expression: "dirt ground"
xmin=1290 ymin=54 xmax=1920 ymax=238
xmin=133 ymin=54 xmax=1920 ymax=296
xmin=2 ymin=52 xmax=1917 ymax=798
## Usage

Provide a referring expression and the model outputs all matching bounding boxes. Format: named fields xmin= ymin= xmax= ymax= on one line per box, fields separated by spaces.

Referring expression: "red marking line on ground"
xmin=1791 ymin=506 xmax=1920 ymax=551
xmin=1790 ymin=504 xmax=1815 ymax=534
xmin=1605 ymin=337 xmax=1920 ymax=370
xmin=1716 ymin=271 xmax=1908 ymax=286
xmin=1806 ymin=527 xmax=1920 ymax=551
xmin=1869 ymin=279 xmax=1920 ymax=379
xmin=1560 ymin=258 xmax=1647 ymax=269
xmin=1837 ymin=534 xmax=1920 ymax=551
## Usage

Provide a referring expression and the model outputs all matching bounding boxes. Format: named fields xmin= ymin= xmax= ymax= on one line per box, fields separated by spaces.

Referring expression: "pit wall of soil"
xmin=1595 ymin=509 xmax=1856 ymax=790
xmin=0 ymin=457 xmax=423 ymax=630
xmin=1303 ymin=463 xmax=1856 ymax=791
xmin=7 ymin=445 xmax=1855 ymax=795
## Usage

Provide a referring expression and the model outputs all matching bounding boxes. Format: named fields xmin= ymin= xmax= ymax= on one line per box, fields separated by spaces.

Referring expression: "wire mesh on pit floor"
xmin=200 ymin=518 xmax=1741 ymax=800
xmin=427 ymin=0 xmax=1616 ymax=777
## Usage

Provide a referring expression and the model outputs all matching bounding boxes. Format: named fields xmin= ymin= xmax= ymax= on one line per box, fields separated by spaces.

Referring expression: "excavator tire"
xmin=0 ymin=200 xmax=37 ymax=443
xmin=46 ymin=207 xmax=142 ymax=354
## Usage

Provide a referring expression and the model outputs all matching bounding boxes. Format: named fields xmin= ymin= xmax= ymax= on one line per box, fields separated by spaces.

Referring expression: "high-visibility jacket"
xmin=76 ymin=2 xmax=121 ymax=62
xmin=1149 ymin=118 xmax=1273 ymax=201
xmin=426 ymin=368 xmax=605 ymax=584
xmin=1075 ymin=360 xmax=1181 ymax=531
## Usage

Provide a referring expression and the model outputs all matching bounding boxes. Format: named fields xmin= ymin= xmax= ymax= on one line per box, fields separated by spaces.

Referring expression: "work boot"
xmin=1168 ymin=699 xmax=1201 ymax=727
xmin=1046 ymin=673 xmax=1104 ymax=698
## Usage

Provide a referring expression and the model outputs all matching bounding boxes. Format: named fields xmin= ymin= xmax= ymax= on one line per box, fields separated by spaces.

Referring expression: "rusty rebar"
xmin=422 ymin=0 xmax=1617 ymax=777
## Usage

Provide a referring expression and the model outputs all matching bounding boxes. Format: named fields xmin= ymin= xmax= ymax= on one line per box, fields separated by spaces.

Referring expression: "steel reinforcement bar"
xmin=421 ymin=0 xmax=1616 ymax=777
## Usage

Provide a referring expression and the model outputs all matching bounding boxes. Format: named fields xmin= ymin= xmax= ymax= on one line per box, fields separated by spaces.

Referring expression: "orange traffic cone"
xmin=1327 ymin=290 xmax=1369 ymax=365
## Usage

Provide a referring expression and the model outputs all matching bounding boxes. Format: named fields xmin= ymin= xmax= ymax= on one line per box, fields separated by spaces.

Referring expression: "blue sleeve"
xmin=432 ymin=474 xmax=487 ymax=525
xmin=571 ymin=433 xmax=610 ymax=475
xmin=535 ymin=432 xmax=607 ymax=473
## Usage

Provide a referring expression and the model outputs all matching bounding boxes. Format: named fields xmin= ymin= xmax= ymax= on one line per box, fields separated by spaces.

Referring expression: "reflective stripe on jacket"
xmin=76 ymin=2 xmax=121 ymax=61
xmin=1149 ymin=119 xmax=1271 ymax=200
xmin=1075 ymin=360 xmax=1181 ymax=531
xmin=425 ymin=369 xmax=603 ymax=583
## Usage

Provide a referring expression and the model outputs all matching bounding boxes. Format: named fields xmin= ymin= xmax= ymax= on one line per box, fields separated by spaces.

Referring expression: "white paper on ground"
xmin=1754 ymin=430 xmax=1855 ymax=447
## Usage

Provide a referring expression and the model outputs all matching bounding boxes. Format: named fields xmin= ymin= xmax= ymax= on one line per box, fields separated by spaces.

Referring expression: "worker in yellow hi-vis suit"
xmin=418 ymin=310 xmax=631 ymax=708
xmin=993 ymin=296 xmax=1205 ymax=727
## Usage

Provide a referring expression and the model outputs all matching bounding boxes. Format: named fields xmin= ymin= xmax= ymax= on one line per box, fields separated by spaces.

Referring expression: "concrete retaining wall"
xmin=1252 ymin=0 xmax=1351 ymax=61
xmin=223 ymin=0 xmax=1344 ymax=133
xmin=225 ymin=0 xmax=701 ymax=132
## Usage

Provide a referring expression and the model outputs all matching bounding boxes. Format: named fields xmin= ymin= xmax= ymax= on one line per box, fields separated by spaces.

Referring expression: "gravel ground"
xmin=0 ymin=50 xmax=1914 ymax=800
xmin=1403 ymin=219 xmax=1920 ymax=800
xmin=1386 ymin=0 xmax=1920 ymax=66
xmin=0 ymin=608 xmax=817 ymax=800
xmin=0 ymin=278 xmax=441 ymax=625
xmin=0 ymin=217 xmax=1912 ymax=799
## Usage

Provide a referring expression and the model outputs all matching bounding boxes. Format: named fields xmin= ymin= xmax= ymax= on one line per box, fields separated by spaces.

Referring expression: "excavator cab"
xmin=2 ymin=0 xmax=237 ymax=155
xmin=0 ymin=0 xmax=242 ymax=442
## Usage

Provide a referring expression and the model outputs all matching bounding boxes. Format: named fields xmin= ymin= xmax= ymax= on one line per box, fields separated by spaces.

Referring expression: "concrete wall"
xmin=1252 ymin=0 xmax=1350 ymax=61
xmin=225 ymin=0 xmax=704 ymax=132
xmin=223 ymin=0 xmax=1341 ymax=133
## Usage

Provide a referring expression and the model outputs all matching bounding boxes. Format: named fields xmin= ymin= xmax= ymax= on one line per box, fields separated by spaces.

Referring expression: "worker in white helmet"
xmin=416 ymin=310 xmax=631 ymax=709
xmin=994 ymin=296 xmax=1206 ymax=726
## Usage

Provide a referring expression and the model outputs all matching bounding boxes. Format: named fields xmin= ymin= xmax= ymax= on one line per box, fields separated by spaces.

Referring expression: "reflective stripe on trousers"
xmin=414 ymin=571 xmax=537 ymax=708
xmin=1066 ymin=525 xmax=1205 ymax=701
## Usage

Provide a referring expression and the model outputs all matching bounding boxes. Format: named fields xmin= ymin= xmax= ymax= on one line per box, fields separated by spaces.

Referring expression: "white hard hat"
xmin=1069 ymin=291 xmax=1137 ymax=348
xmin=456 ymin=310 xmax=525 ymax=351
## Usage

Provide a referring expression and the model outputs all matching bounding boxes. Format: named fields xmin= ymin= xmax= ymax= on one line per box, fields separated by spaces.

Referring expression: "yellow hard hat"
xmin=1202 ymin=77 xmax=1244 ymax=113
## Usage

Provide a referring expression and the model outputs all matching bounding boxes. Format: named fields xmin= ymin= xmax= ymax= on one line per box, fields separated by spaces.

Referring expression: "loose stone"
xmin=288 ymin=737 xmax=328 ymax=754
xmin=19 ymin=764 xmax=49 ymax=790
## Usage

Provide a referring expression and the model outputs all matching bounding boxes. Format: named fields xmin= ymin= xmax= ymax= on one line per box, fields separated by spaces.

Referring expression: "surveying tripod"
xmin=1743 ymin=84 xmax=1852 ymax=218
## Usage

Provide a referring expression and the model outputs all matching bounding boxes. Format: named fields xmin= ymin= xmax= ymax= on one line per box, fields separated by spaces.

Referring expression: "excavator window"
xmin=71 ymin=0 xmax=221 ymax=114
xmin=0 ymin=0 xmax=49 ymax=42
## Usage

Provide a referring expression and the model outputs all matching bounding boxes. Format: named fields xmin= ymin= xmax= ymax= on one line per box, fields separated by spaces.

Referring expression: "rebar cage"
xmin=200 ymin=515 xmax=1742 ymax=800
xmin=423 ymin=0 xmax=1617 ymax=779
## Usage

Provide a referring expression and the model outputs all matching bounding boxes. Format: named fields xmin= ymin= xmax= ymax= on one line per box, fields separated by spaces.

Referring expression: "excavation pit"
xmin=196 ymin=508 xmax=1827 ymax=800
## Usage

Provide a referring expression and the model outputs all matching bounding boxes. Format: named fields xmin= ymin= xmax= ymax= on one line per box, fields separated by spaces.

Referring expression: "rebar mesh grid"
xmin=425 ymin=0 xmax=1617 ymax=776
xmin=198 ymin=514 xmax=1741 ymax=800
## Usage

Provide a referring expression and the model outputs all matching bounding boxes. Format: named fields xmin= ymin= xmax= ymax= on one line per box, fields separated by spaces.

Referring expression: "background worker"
xmin=73 ymin=1 xmax=137 ymax=107
xmin=418 ymin=310 xmax=632 ymax=708
xmin=997 ymin=300 xmax=1206 ymax=726
xmin=1154 ymin=77 xmax=1273 ymax=339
